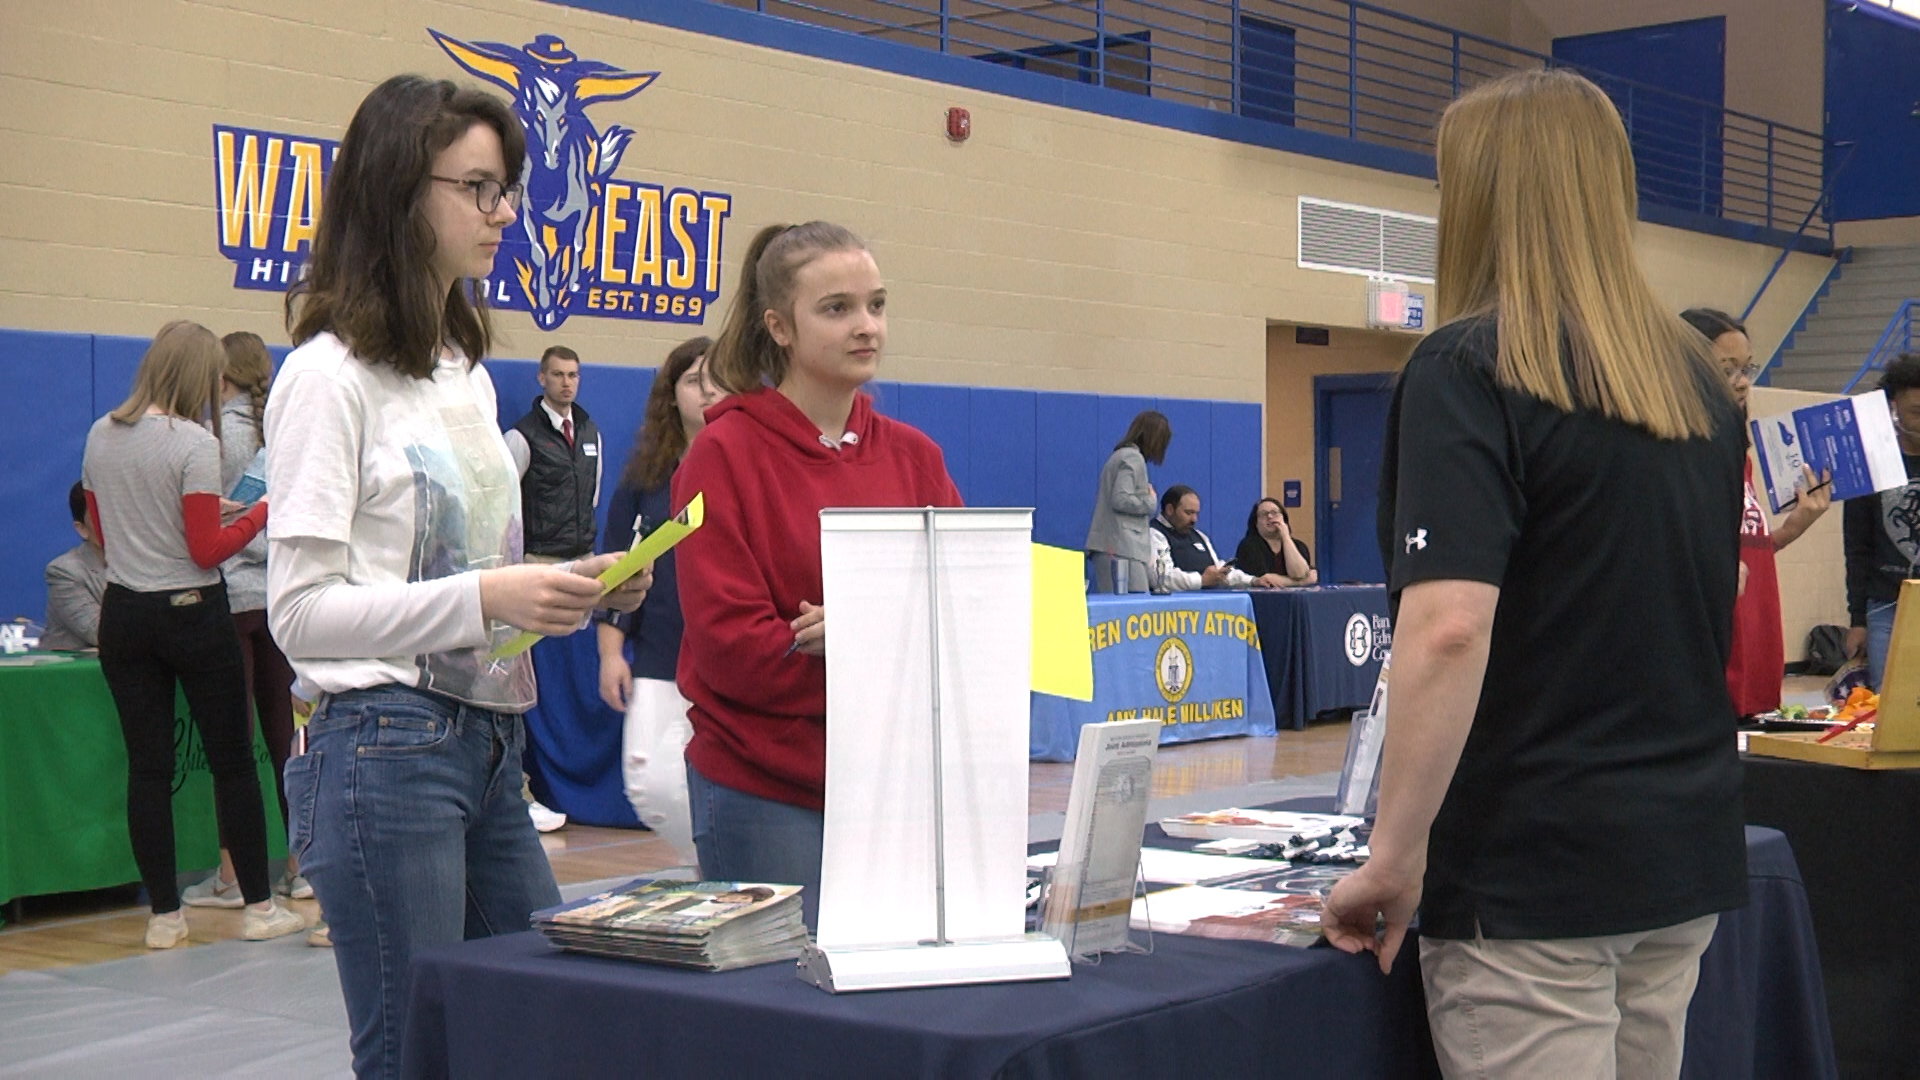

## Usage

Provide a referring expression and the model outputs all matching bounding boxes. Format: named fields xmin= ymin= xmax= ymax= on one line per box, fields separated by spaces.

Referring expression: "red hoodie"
xmin=672 ymin=387 xmax=962 ymax=810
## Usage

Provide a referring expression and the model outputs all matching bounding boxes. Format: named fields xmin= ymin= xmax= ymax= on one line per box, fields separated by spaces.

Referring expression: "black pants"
xmin=99 ymin=582 xmax=271 ymax=912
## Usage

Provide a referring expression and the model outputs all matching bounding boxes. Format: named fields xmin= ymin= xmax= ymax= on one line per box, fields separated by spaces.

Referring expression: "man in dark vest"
xmin=505 ymin=345 xmax=604 ymax=563
xmin=504 ymin=346 xmax=605 ymax=834
xmin=1149 ymin=485 xmax=1254 ymax=592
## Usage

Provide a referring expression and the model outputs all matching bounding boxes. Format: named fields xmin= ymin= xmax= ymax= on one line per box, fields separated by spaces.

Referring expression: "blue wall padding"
xmin=90 ymin=335 xmax=152 ymax=421
xmin=1154 ymin=396 xmax=1215 ymax=536
xmin=1033 ymin=391 xmax=1102 ymax=552
xmin=967 ymin=387 xmax=1038 ymax=515
xmin=893 ymin=382 xmax=972 ymax=494
xmin=0 ymin=330 xmax=94 ymax=623
xmin=3 ymin=327 xmax=1264 ymax=623
xmin=1210 ymin=401 xmax=1265 ymax=547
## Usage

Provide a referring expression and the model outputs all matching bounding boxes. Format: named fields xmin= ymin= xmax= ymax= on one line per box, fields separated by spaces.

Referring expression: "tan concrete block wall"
xmin=0 ymin=0 xmax=1833 ymax=411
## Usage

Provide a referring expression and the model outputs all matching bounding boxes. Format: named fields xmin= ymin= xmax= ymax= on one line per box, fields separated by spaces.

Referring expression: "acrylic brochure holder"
xmin=799 ymin=508 xmax=1071 ymax=992
xmin=1335 ymin=652 xmax=1390 ymax=817
xmin=1040 ymin=717 xmax=1161 ymax=962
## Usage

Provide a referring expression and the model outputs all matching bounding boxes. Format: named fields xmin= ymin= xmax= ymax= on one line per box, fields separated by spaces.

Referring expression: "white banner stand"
xmin=799 ymin=508 xmax=1070 ymax=992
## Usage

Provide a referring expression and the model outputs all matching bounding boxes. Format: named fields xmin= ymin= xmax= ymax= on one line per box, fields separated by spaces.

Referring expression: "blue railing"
xmin=727 ymin=0 xmax=1828 ymax=237
xmin=1843 ymin=300 xmax=1917 ymax=393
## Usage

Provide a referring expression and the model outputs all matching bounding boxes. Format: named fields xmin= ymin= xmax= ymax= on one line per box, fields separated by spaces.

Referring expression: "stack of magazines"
xmin=532 ymin=879 xmax=808 ymax=971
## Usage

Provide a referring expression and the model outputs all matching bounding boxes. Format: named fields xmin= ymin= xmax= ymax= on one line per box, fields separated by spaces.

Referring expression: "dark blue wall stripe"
xmin=5 ymin=329 xmax=1263 ymax=625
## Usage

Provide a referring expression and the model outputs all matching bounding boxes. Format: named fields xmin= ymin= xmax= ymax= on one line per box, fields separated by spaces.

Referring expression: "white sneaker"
xmin=242 ymin=900 xmax=306 ymax=941
xmin=180 ymin=872 xmax=245 ymax=908
xmin=274 ymin=872 xmax=316 ymax=900
xmin=528 ymin=800 xmax=567 ymax=833
xmin=146 ymin=910 xmax=189 ymax=949
xmin=307 ymin=922 xmax=332 ymax=948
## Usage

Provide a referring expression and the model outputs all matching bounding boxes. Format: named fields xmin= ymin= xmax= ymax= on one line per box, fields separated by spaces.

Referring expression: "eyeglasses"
xmin=429 ymin=175 xmax=524 ymax=214
xmin=1722 ymin=362 xmax=1763 ymax=381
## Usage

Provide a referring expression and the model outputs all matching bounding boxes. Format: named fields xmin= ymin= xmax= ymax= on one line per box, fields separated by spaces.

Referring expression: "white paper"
xmin=1029 ymin=847 xmax=1269 ymax=886
xmin=815 ymin=509 xmax=1033 ymax=950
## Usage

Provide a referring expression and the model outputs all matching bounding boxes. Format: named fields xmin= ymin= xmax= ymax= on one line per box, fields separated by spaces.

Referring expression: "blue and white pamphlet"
xmin=1750 ymin=390 xmax=1910 ymax=514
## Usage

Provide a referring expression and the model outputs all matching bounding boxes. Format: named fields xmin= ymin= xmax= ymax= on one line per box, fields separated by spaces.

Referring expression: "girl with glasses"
xmin=267 ymin=75 xmax=649 ymax=1078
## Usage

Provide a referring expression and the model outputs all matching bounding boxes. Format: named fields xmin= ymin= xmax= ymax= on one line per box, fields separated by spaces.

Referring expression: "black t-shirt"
xmin=1379 ymin=316 xmax=1748 ymax=940
xmin=1842 ymin=452 xmax=1920 ymax=624
xmin=1233 ymin=532 xmax=1312 ymax=578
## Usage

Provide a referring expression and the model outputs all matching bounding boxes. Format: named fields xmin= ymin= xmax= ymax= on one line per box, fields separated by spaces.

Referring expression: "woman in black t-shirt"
xmin=1323 ymin=69 xmax=1746 ymax=1079
xmin=1231 ymin=497 xmax=1315 ymax=586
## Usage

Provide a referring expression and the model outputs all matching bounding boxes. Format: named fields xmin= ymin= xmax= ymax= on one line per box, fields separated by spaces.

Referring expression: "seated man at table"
xmin=1149 ymin=486 xmax=1255 ymax=592
xmin=43 ymin=481 xmax=107 ymax=651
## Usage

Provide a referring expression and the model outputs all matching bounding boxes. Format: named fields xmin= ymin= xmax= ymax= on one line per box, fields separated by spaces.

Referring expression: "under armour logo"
xmin=1405 ymin=528 xmax=1428 ymax=552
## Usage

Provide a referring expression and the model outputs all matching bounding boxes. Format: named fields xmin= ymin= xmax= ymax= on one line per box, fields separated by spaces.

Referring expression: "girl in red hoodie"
xmin=674 ymin=222 xmax=961 ymax=927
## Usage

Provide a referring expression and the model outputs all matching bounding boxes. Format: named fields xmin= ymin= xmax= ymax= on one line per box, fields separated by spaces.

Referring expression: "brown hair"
xmin=220 ymin=331 xmax=274 ymax=448
xmin=1434 ymin=69 xmax=1723 ymax=440
xmin=623 ymin=336 xmax=715 ymax=491
xmin=540 ymin=345 xmax=580 ymax=371
xmin=287 ymin=75 xmax=526 ymax=378
xmin=1115 ymin=409 xmax=1172 ymax=465
xmin=111 ymin=321 xmax=226 ymax=440
xmin=706 ymin=222 xmax=868 ymax=395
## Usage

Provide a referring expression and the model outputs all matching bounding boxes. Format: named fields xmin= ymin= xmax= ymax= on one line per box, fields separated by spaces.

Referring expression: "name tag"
xmin=582 ymin=443 xmax=598 ymax=457
xmin=170 ymin=589 xmax=202 ymax=607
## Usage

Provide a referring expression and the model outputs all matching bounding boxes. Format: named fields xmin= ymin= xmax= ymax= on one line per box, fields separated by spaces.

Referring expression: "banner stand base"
xmin=797 ymin=934 xmax=1070 ymax=993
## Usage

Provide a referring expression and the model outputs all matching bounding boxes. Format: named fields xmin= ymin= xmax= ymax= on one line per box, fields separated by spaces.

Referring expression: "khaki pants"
xmin=1420 ymin=914 xmax=1719 ymax=1080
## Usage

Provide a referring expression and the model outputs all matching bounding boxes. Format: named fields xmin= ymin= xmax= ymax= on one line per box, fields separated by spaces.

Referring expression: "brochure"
xmin=532 ymin=877 xmax=806 ymax=971
xmin=492 ymin=492 xmax=704 ymax=659
xmin=1160 ymin=808 xmax=1362 ymax=842
xmin=1750 ymin=391 xmax=1909 ymax=514
xmin=1041 ymin=718 xmax=1161 ymax=958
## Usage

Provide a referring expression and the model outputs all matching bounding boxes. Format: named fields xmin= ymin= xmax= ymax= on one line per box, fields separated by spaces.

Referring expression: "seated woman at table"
xmin=597 ymin=334 xmax=719 ymax=860
xmin=674 ymin=221 xmax=961 ymax=930
xmin=266 ymin=75 xmax=650 ymax=1078
xmin=1232 ymin=497 xmax=1317 ymax=587
xmin=1322 ymin=69 xmax=1747 ymax=1079
xmin=81 ymin=320 xmax=304 ymax=950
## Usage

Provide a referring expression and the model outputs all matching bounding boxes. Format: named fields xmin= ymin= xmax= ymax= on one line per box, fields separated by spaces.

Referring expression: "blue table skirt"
xmin=401 ymin=813 xmax=1831 ymax=1079
xmin=1030 ymin=593 xmax=1277 ymax=762
xmin=522 ymin=631 xmax=640 ymax=828
xmin=1248 ymin=586 xmax=1390 ymax=731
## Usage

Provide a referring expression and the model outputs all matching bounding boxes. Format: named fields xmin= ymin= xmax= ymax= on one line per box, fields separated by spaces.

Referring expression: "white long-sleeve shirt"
xmin=263 ymin=333 xmax=535 ymax=711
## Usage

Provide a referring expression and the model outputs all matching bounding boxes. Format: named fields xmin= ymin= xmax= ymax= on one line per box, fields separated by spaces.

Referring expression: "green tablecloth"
xmin=0 ymin=655 xmax=286 ymax=909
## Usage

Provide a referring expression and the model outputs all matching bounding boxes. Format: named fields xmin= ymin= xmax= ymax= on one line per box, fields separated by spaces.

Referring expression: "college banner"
xmin=1030 ymin=593 xmax=1276 ymax=762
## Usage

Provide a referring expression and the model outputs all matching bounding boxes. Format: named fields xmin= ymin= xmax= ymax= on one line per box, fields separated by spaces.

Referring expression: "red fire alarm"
xmin=946 ymin=107 xmax=971 ymax=142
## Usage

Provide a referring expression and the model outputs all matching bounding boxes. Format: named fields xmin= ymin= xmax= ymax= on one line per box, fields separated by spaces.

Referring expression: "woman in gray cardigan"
xmin=1085 ymin=410 xmax=1171 ymax=593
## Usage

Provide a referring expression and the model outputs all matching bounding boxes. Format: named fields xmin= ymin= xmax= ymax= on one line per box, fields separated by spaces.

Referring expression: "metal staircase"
xmin=1768 ymin=245 xmax=1920 ymax=392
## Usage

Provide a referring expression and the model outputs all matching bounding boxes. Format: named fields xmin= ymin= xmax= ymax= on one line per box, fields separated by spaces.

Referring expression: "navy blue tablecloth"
xmin=1029 ymin=594 xmax=1276 ymax=761
xmin=402 ymin=804 xmax=1830 ymax=1078
xmin=1248 ymin=587 xmax=1390 ymax=730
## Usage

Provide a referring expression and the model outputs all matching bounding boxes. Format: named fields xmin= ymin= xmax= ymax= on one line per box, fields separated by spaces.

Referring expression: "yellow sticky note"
xmin=491 ymin=493 xmax=706 ymax=660
xmin=1032 ymin=543 xmax=1093 ymax=701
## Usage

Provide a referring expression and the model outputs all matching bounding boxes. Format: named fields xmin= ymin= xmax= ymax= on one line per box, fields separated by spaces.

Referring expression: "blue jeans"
xmin=284 ymin=686 xmax=560 ymax=1079
xmin=686 ymin=761 xmax=824 ymax=930
xmin=1867 ymin=600 xmax=1897 ymax=692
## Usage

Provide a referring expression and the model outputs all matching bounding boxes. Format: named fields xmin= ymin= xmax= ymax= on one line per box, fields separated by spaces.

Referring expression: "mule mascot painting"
xmin=431 ymin=30 xmax=658 ymax=330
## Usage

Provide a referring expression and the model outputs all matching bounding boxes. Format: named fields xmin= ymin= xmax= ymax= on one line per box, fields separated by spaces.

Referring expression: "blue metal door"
xmin=1315 ymin=375 xmax=1394 ymax=585
xmin=1553 ymin=17 xmax=1725 ymax=217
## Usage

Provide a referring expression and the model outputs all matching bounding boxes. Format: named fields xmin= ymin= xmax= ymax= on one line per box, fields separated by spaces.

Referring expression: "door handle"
xmin=1328 ymin=447 xmax=1343 ymax=505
